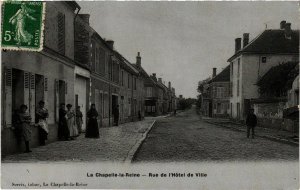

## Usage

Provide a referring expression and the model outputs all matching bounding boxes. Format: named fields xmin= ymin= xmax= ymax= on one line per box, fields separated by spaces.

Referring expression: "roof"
xmin=257 ymin=62 xmax=299 ymax=96
xmin=211 ymin=65 xmax=230 ymax=82
xmin=228 ymin=29 xmax=299 ymax=62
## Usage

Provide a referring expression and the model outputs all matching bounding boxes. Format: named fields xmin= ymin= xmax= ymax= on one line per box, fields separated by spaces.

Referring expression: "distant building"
xmin=228 ymin=21 xmax=299 ymax=121
xmin=210 ymin=66 xmax=230 ymax=118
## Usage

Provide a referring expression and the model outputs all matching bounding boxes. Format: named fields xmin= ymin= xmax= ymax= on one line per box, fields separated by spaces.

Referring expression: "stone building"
xmin=228 ymin=21 xmax=299 ymax=121
xmin=2 ymin=1 xmax=81 ymax=155
xmin=210 ymin=66 xmax=230 ymax=118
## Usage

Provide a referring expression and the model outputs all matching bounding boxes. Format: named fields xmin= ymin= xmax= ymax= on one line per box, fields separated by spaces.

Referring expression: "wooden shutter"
xmin=55 ymin=79 xmax=59 ymax=122
xmin=24 ymin=72 xmax=30 ymax=109
xmin=29 ymin=73 xmax=35 ymax=122
xmin=4 ymin=68 xmax=12 ymax=126
xmin=44 ymin=77 xmax=48 ymax=107
xmin=57 ymin=12 xmax=65 ymax=55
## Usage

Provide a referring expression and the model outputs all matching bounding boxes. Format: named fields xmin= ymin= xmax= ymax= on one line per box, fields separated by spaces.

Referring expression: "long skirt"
xmin=21 ymin=123 xmax=31 ymax=142
xmin=58 ymin=119 xmax=69 ymax=140
xmin=85 ymin=119 xmax=99 ymax=138
xmin=68 ymin=117 xmax=78 ymax=137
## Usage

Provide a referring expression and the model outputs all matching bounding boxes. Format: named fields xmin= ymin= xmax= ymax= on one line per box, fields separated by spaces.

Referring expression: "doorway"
xmin=112 ymin=95 xmax=118 ymax=125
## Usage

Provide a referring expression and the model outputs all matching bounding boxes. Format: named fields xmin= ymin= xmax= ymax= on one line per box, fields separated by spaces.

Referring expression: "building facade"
xmin=228 ymin=21 xmax=299 ymax=121
xmin=2 ymin=1 xmax=81 ymax=155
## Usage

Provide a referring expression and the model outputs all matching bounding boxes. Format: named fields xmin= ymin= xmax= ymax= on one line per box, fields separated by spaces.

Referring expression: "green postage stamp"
xmin=1 ymin=1 xmax=45 ymax=51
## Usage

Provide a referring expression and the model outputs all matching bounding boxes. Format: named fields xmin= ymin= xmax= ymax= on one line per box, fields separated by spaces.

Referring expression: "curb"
xmin=124 ymin=120 xmax=157 ymax=164
xmin=205 ymin=121 xmax=299 ymax=147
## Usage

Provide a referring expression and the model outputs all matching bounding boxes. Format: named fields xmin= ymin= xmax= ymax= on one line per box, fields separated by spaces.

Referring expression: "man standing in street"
xmin=114 ymin=105 xmax=119 ymax=126
xmin=246 ymin=108 xmax=257 ymax=139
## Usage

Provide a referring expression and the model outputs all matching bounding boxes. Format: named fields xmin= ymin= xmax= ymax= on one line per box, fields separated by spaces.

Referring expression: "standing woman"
xmin=18 ymin=104 xmax=32 ymax=153
xmin=85 ymin=104 xmax=99 ymax=138
xmin=76 ymin=106 xmax=83 ymax=134
xmin=66 ymin=104 xmax=78 ymax=139
xmin=58 ymin=103 xmax=70 ymax=141
xmin=36 ymin=100 xmax=49 ymax=146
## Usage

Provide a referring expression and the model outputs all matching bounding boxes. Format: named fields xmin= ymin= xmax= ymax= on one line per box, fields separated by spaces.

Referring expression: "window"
xmin=237 ymin=103 xmax=240 ymax=119
xmin=237 ymin=58 xmax=240 ymax=77
xmin=134 ymin=77 xmax=137 ymax=90
xmin=237 ymin=80 xmax=240 ymax=97
xmin=146 ymin=87 xmax=152 ymax=97
xmin=99 ymin=48 xmax=105 ymax=75
xmin=121 ymin=71 xmax=124 ymax=86
xmin=128 ymin=74 xmax=130 ymax=89
xmin=57 ymin=12 xmax=65 ymax=55
xmin=261 ymin=57 xmax=267 ymax=63
xmin=216 ymin=87 xmax=225 ymax=98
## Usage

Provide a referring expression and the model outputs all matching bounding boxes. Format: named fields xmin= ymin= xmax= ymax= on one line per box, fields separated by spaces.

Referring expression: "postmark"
xmin=1 ymin=1 xmax=45 ymax=51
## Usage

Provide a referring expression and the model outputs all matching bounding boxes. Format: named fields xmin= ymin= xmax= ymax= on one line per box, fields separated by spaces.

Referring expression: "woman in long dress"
xmin=17 ymin=104 xmax=32 ymax=153
xmin=36 ymin=100 xmax=49 ymax=146
xmin=58 ymin=103 xmax=70 ymax=141
xmin=66 ymin=104 xmax=78 ymax=139
xmin=85 ymin=104 xmax=99 ymax=138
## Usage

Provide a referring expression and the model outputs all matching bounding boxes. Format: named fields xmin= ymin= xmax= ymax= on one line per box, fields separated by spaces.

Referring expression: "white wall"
xmin=230 ymin=53 xmax=298 ymax=120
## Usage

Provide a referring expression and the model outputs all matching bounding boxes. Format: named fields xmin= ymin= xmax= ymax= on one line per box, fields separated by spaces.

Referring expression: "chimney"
xmin=168 ymin=82 xmax=171 ymax=89
xmin=152 ymin=73 xmax=157 ymax=81
xmin=79 ymin=14 xmax=90 ymax=24
xmin=280 ymin=20 xmax=286 ymax=29
xmin=106 ymin=40 xmax=114 ymax=50
xmin=136 ymin=52 xmax=141 ymax=67
xmin=235 ymin=38 xmax=241 ymax=52
xmin=284 ymin=23 xmax=292 ymax=39
xmin=243 ymin=33 xmax=249 ymax=47
xmin=213 ymin=68 xmax=217 ymax=78
xmin=158 ymin=78 xmax=162 ymax=83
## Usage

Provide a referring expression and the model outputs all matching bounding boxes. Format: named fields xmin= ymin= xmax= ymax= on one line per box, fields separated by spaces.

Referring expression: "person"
xmin=246 ymin=108 xmax=257 ymax=139
xmin=76 ymin=106 xmax=83 ymax=134
xmin=58 ymin=103 xmax=70 ymax=141
xmin=36 ymin=100 xmax=49 ymax=146
xmin=138 ymin=110 xmax=142 ymax=121
xmin=18 ymin=105 xmax=32 ymax=153
xmin=66 ymin=104 xmax=78 ymax=139
xmin=85 ymin=104 xmax=99 ymax=138
xmin=174 ymin=108 xmax=177 ymax=116
xmin=113 ymin=105 xmax=119 ymax=126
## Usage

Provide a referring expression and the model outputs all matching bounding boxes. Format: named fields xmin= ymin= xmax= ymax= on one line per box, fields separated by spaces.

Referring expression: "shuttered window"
xmin=24 ymin=72 xmax=29 ymax=89
xmin=57 ymin=12 xmax=65 ymax=55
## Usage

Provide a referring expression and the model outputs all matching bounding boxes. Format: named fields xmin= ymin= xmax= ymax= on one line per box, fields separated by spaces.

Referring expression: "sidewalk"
xmin=203 ymin=117 xmax=299 ymax=146
xmin=2 ymin=118 xmax=157 ymax=163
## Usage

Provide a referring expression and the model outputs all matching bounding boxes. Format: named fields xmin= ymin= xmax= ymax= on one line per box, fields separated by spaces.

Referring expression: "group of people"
xmin=13 ymin=101 xmax=49 ymax=153
xmin=13 ymin=102 xmax=102 ymax=153
xmin=58 ymin=103 xmax=101 ymax=140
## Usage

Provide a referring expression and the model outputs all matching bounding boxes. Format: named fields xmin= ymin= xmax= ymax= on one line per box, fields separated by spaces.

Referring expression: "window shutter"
xmin=57 ymin=12 xmax=65 ymax=55
xmin=24 ymin=72 xmax=30 ymax=109
xmin=4 ymin=68 xmax=12 ymax=126
xmin=29 ymin=73 xmax=35 ymax=122
xmin=24 ymin=72 xmax=30 ymax=89
xmin=55 ymin=79 xmax=59 ymax=122
xmin=65 ymin=82 xmax=68 ymax=94
xmin=44 ymin=77 xmax=48 ymax=107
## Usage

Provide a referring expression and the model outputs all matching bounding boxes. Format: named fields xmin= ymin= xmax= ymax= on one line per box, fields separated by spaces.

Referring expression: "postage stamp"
xmin=1 ymin=1 xmax=45 ymax=51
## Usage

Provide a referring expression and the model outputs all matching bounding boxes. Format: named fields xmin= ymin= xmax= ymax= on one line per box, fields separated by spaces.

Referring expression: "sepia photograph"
xmin=1 ymin=1 xmax=299 ymax=189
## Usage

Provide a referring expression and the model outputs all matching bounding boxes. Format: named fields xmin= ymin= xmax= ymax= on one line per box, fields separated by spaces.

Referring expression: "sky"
xmin=78 ymin=1 xmax=299 ymax=98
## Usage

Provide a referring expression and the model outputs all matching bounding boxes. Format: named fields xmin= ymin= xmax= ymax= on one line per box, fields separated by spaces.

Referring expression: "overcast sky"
xmin=78 ymin=1 xmax=299 ymax=98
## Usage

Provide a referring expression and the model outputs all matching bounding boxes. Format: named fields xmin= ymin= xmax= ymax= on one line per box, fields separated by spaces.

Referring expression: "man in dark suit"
xmin=246 ymin=108 xmax=257 ymax=139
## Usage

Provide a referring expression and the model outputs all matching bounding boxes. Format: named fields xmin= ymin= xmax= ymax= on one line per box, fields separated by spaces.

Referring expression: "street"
xmin=134 ymin=107 xmax=299 ymax=162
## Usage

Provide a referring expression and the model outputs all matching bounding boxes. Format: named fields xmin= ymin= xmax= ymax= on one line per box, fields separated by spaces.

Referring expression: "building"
xmin=228 ymin=21 xmax=299 ymax=121
xmin=252 ymin=61 xmax=299 ymax=131
xmin=2 ymin=1 xmax=81 ymax=155
xmin=210 ymin=66 xmax=230 ymax=118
